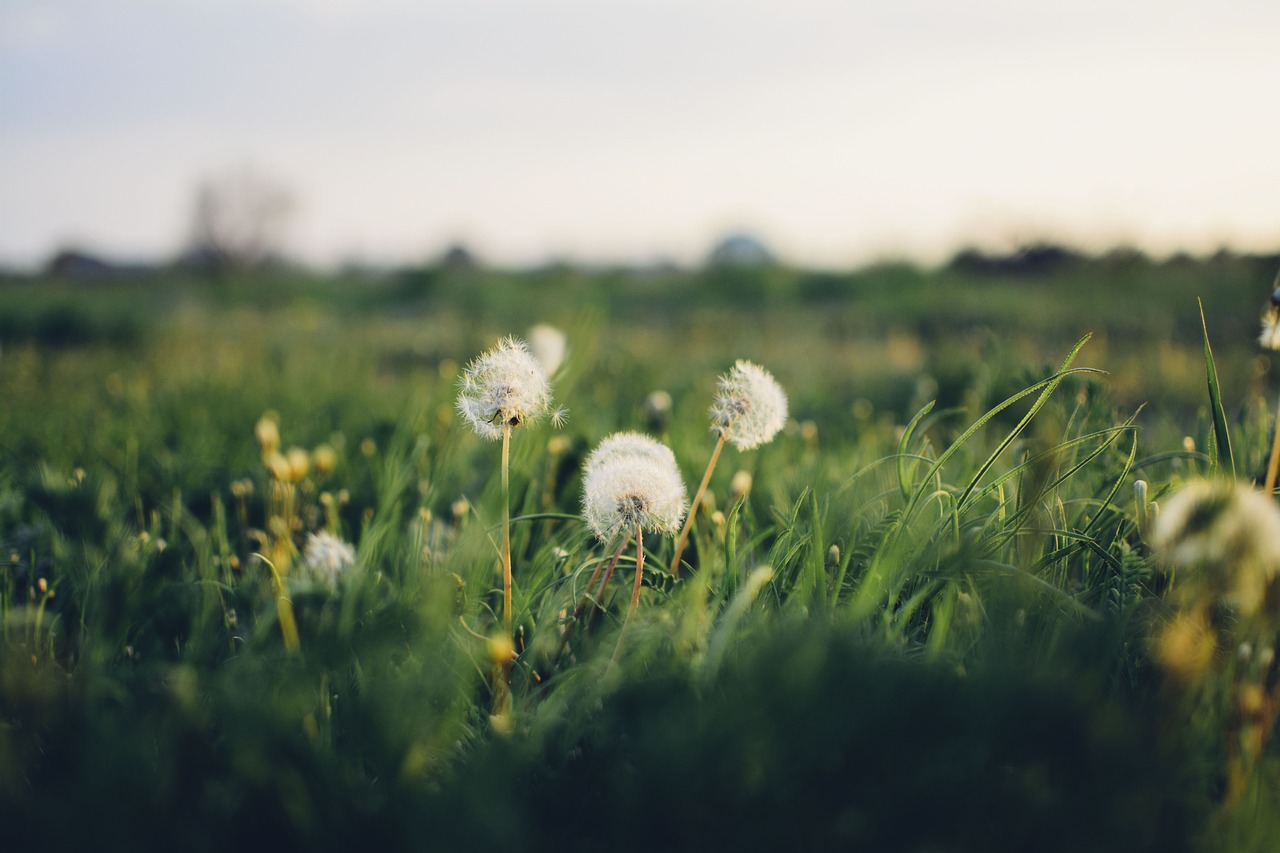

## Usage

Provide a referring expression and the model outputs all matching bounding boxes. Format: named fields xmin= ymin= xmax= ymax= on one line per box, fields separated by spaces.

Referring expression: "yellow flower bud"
xmin=313 ymin=444 xmax=337 ymax=476
xmin=255 ymin=416 xmax=280 ymax=455
xmin=286 ymin=447 xmax=310 ymax=483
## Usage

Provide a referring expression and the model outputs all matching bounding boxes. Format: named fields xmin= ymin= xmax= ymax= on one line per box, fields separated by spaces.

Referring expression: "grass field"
xmin=4 ymin=253 xmax=1280 ymax=851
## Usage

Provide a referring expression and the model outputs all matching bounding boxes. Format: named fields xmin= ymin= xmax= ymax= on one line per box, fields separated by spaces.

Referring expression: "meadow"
xmin=3 ymin=250 xmax=1280 ymax=851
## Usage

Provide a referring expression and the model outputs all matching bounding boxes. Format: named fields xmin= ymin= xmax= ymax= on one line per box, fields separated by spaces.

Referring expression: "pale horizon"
xmin=3 ymin=0 xmax=1278 ymax=271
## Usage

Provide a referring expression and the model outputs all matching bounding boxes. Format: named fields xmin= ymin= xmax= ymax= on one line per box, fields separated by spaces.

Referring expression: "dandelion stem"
xmin=258 ymin=553 xmax=300 ymax=655
xmin=671 ymin=433 xmax=726 ymax=574
xmin=553 ymin=535 xmax=630 ymax=663
xmin=501 ymin=424 xmax=513 ymax=640
xmin=1265 ymin=391 xmax=1280 ymax=494
xmin=612 ymin=524 xmax=645 ymax=662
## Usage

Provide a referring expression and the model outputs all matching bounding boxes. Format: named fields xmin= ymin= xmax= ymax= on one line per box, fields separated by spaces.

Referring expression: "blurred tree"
xmin=183 ymin=166 xmax=296 ymax=272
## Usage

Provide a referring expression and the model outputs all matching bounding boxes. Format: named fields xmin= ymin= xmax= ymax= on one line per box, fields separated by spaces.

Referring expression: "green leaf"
xmin=1199 ymin=297 xmax=1235 ymax=478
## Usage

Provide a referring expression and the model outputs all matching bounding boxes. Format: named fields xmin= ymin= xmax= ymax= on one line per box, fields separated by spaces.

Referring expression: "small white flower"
xmin=527 ymin=323 xmax=567 ymax=376
xmin=301 ymin=531 xmax=356 ymax=590
xmin=582 ymin=432 xmax=687 ymax=542
xmin=710 ymin=360 xmax=788 ymax=450
xmin=456 ymin=336 xmax=554 ymax=440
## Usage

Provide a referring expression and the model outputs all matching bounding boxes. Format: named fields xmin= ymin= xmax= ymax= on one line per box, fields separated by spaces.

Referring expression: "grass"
xmin=3 ymin=256 xmax=1280 ymax=850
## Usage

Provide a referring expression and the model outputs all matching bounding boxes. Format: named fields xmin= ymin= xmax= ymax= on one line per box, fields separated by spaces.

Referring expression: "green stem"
xmin=1265 ymin=392 xmax=1280 ymax=494
xmin=671 ymin=433 xmax=726 ymax=574
xmin=552 ymin=535 xmax=630 ymax=664
xmin=502 ymin=425 xmax=513 ymax=639
xmin=613 ymin=524 xmax=645 ymax=663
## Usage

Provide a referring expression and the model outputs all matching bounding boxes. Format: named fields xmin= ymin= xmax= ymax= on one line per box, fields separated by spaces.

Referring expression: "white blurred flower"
xmin=582 ymin=432 xmax=687 ymax=541
xmin=456 ymin=336 xmax=554 ymax=440
xmin=1151 ymin=479 xmax=1280 ymax=616
xmin=527 ymin=323 xmax=567 ymax=376
xmin=301 ymin=531 xmax=356 ymax=590
xmin=710 ymin=360 xmax=788 ymax=450
xmin=1261 ymin=303 xmax=1280 ymax=350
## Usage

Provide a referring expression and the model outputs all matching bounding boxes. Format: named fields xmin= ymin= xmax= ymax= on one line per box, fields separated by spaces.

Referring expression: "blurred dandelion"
xmin=671 ymin=360 xmax=787 ymax=573
xmin=527 ymin=323 xmax=567 ymax=377
xmin=301 ymin=530 xmax=356 ymax=590
xmin=1150 ymin=477 xmax=1280 ymax=808
xmin=1258 ymin=273 xmax=1280 ymax=492
xmin=1151 ymin=479 xmax=1280 ymax=617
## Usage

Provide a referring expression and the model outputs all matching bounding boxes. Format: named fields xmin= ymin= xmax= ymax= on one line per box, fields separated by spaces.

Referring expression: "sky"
xmin=2 ymin=0 xmax=1278 ymax=269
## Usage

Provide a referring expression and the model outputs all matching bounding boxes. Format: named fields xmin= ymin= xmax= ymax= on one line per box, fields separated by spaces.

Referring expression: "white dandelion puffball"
xmin=302 ymin=531 xmax=356 ymax=590
xmin=710 ymin=360 xmax=788 ymax=450
xmin=1151 ymin=479 xmax=1280 ymax=616
xmin=582 ymin=432 xmax=688 ymax=541
xmin=527 ymin=323 xmax=567 ymax=376
xmin=456 ymin=336 xmax=554 ymax=440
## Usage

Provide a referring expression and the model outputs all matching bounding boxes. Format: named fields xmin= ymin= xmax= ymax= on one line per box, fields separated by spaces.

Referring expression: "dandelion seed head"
xmin=1151 ymin=479 xmax=1280 ymax=616
xmin=456 ymin=336 xmax=554 ymax=440
xmin=301 ymin=530 xmax=356 ymax=590
xmin=710 ymin=360 xmax=788 ymax=450
xmin=582 ymin=432 xmax=687 ymax=541
xmin=1260 ymin=303 xmax=1280 ymax=351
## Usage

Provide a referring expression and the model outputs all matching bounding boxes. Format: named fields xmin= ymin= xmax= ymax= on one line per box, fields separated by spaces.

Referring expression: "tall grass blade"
xmin=1199 ymin=297 xmax=1235 ymax=478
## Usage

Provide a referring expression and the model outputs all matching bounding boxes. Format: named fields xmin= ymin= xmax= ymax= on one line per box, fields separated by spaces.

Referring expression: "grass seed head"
xmin=456 ymin=336 xmax=554 ymax=440
xmin=710 ymin=360 xmax=788 ymax=450
xmin=582 ymin=432 xmax=687 ymax=541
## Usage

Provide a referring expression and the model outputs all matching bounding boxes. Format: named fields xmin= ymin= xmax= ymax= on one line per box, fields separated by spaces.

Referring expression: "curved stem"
xmin=670 ymin=433 xmax=727 ymax=574
xmin=552 ymin=535 xmax=630 ymax=663
xmin=613 ymin=524 xmax=645 ymax=662
xmin=1265 ymin=392 xmax=1280 ymax=494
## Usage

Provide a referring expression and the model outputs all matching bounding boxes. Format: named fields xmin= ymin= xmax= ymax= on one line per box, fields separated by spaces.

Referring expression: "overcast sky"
xmin=2 ymin=0 xmax=1277 ymax=269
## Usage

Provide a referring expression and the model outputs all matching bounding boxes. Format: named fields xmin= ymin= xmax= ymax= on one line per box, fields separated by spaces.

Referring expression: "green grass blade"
xmin=1199 ymin=297 xmax=1235 ymax=478
xmin=897 ymin=400 xmax=935 ymax=499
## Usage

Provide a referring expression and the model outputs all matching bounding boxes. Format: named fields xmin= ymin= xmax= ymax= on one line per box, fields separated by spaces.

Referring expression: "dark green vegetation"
xmin=3 ymin=252 xmax=1280 ymax=851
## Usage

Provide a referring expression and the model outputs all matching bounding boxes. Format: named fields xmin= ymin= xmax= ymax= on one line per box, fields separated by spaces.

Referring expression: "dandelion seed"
xmin=456 ymin=336 xmax=555 ymax=440
xmin=301 ymin=530 xmax=356 ymax=590
xmin=582 ymin=432 xmax=687 ymax=542
xmin=711 ymin=359 xmax=788 ymax=451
